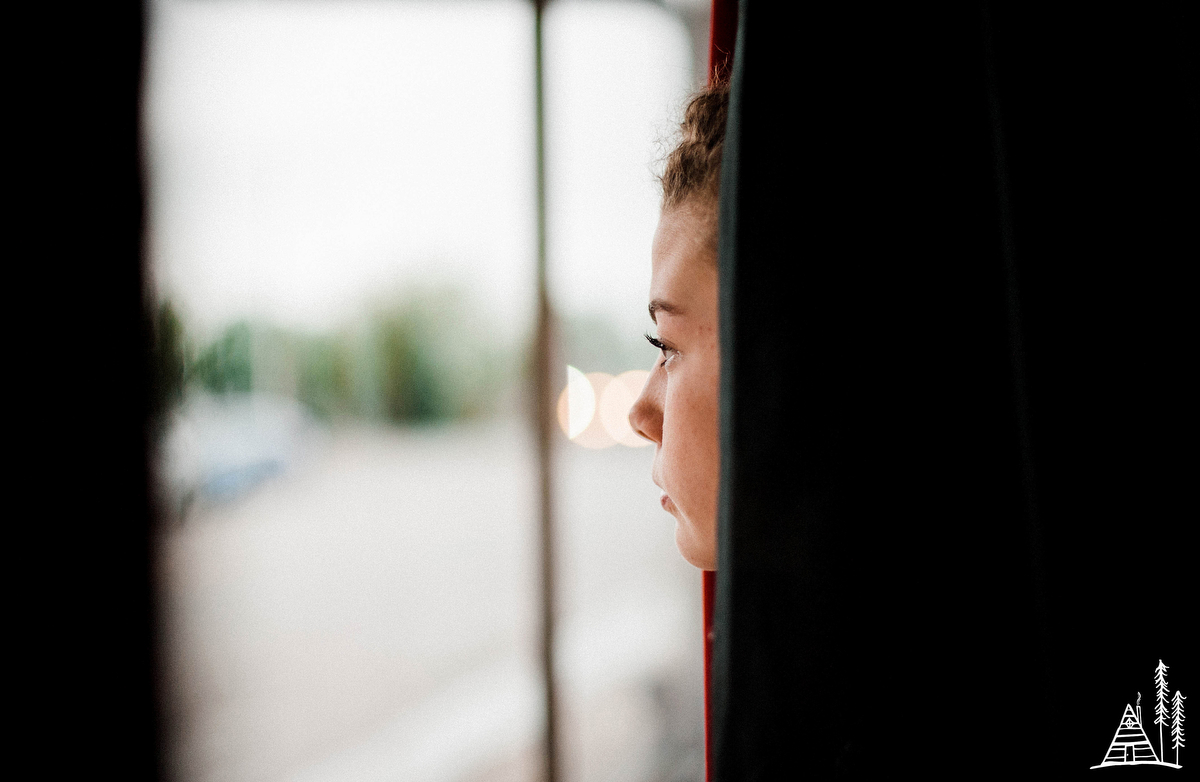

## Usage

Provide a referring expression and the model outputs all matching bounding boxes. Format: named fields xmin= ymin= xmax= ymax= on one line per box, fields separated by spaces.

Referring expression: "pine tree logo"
xmin=1171 ymin=691 xmax=1187 ymax=767
xmin=1091 ymin=659 xmax=1184 ymax=769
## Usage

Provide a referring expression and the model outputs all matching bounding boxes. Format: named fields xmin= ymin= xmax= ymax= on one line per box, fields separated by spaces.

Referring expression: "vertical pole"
xmin=532 ymin=2 xmax=559 ymax=782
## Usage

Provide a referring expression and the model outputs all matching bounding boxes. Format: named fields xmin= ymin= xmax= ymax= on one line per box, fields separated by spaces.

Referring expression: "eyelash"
xmin=645 ymin=332 xmax=676 ymax=367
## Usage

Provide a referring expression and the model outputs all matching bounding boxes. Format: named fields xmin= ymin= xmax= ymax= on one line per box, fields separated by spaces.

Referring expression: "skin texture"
xmin=628 ymin=201 xmax=720 ymax=570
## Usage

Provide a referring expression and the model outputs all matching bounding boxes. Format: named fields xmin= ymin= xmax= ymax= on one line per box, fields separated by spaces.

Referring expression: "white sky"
xmin=145 ymin=0 xmax=694 ymax=342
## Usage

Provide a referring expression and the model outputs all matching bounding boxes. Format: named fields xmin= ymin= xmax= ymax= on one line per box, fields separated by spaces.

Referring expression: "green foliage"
xmin=370 ymin=287 xmax=509 ymax=423
xmin=295 ymin=333 xmax=354 ymax=420
xmin=192 ymin=321 xmax=253 ymax=394
xmin=157 ymin=285 xmax=513 ymax=425
xmin=376 ymin=309 xmax=442 ymax=422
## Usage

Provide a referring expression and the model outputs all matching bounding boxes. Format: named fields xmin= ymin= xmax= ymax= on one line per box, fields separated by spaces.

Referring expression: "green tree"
xmin=368 ymin=286 xmax=510 ymax=424
xmin=192 ymin=322 xmax=253 ymax=394
xmin=375 ymin=308 xmax=445 ymax=422
xmin=296 ymin=333 xmax=354 ymax=419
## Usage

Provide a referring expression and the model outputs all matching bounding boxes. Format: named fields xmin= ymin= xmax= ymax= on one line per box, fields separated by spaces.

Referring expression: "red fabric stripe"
xmin=702 ymin=569 xmax=716 ymax=782
xmin=708 ymin=0 xmax=738 ymax=85
xmin=705 ymin=5 xmax=735 ymax=781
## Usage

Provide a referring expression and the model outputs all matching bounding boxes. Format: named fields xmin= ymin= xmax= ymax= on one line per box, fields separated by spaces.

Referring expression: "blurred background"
xmin=144 ymin=1 xmax=710 ymax=780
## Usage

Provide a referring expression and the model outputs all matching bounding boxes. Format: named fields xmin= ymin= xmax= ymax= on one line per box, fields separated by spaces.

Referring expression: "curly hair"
xmin=660 ymin=81 xmax=729 ymax=212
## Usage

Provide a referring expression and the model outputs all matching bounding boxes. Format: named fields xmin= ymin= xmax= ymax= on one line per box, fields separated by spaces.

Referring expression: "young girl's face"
xmin=629 ymin=202 xmax=720 ymax=570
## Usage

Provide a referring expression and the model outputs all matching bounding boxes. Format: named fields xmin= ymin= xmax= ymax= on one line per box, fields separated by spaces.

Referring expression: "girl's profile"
xmin=629 ymin=84 xmax=728 ymax=571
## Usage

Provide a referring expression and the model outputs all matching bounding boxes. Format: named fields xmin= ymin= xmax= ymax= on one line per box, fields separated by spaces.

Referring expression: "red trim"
xmin=708 ymin=0 xmax=738 ymax=85
xmin=702 ymin=569 xmax=716 ymax=782
xmin=705 ymin=5 xmax=736 ymax=781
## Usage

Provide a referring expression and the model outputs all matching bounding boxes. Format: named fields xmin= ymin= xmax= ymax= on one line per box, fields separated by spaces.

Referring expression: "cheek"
xmin=660 ymin=371 xmax=720 ymax=498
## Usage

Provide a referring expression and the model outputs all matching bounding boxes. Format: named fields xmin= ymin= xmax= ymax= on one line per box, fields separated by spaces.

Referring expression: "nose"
xmin=628 ymin=359 xmax=664 ymax=445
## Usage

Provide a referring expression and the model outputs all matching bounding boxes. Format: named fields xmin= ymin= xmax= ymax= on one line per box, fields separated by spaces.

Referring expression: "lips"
xmin=660 ymin=491 xmax=676 ymax=513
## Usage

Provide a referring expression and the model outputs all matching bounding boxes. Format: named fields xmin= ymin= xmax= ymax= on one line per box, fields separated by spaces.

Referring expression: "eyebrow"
xmin=648 ymin=299 xmax=682 ymax=323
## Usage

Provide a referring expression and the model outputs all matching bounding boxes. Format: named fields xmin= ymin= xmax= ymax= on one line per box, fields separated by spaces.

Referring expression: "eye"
xmin=644 ymin=332 xmax=676 ymax=367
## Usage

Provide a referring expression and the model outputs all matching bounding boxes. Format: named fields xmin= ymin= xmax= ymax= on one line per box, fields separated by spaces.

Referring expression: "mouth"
xmin=659 ymin=491 xmax=676 ymax=513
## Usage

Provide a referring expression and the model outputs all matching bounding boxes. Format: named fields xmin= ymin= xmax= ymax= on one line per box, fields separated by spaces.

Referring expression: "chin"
xmin=675 ymin=521 xmax=716 ymax=571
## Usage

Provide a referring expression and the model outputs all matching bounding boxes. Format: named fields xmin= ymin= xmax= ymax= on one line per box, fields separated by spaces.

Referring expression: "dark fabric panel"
xmin=987 ymin=2 xmax=1195 ymax=775
xmin=16 ymin=2 xmax=160 ymax=778
xmin=714 ymin=1 xmax=1192 ymax=778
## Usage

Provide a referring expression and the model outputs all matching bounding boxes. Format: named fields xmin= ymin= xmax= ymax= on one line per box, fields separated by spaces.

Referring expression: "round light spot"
xmin=556 ymin=365 xmax=595 ymax=439
xmin=572 ymin=373 xmax=616 ymax=449
xmin=600 ymin=369 xmax=652 ymax=447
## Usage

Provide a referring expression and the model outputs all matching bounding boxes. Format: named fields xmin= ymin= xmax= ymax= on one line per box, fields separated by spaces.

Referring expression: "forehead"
xmin=649 ymin=205 xmax=717 ymax=319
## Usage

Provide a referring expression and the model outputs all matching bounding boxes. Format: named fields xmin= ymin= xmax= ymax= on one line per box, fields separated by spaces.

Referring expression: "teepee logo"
xmin=1092 ymin=659 xmax=1185 ymax=769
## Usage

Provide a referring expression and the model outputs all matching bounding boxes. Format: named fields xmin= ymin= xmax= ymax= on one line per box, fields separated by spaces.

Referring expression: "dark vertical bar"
xmin=978 ymin=0 xmax=1052 ymax=722
xmin=703 ymin=7 xmax=737 ymax=782
xmin=983 ymin=3 xmax=1196 ymax=771
xmin=713 ymin=1 xmax=1059 ymax=776
xmin=21 ymin=1 xmax=160 ymax=778
xmin=713 ymin=2 xmax=1195 ymax=778
xmin=532 ymin=2 xmax=559 ymax=781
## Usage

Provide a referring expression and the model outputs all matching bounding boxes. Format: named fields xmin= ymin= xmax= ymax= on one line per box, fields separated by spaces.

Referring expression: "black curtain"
xmin=714 ymin=1 xmax=1194 ymax=778
xmin=18 ymin=3 xmax=159 ymax=778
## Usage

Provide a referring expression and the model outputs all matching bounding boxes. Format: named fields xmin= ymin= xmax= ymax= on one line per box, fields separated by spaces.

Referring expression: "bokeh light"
xmin=564 ymin=365 xmax=594 ymax=438
xmin=557 ymin=367 xmax=651 ymax=449
xmin=600 ymin=369 xmax=651 ymax=447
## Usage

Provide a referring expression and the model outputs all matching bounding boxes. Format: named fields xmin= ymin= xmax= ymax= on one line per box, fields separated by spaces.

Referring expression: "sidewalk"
xmin=158 ymin=420 xmax=701 ymax=782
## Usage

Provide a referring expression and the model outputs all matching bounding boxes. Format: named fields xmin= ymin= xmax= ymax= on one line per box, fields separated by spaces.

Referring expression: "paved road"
xmin=158 ymin=419 xmax=702 ymax=782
